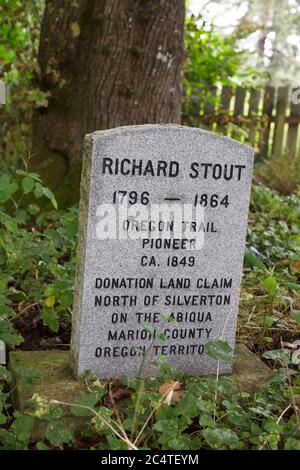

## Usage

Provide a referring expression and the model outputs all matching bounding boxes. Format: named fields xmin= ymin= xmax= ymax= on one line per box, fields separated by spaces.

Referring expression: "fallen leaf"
xmin=159 ymin=380 xmax=181 ymax=403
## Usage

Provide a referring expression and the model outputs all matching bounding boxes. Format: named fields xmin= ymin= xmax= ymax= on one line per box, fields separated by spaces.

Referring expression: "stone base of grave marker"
xmin=10 ymin=345 xmax=271 ymax=440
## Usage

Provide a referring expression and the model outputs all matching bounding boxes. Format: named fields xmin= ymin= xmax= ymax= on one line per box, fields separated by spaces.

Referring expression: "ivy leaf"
xmin=263 ymin=349 xmax=290 ymax=366
xmin=203 ymin=427 xmax=242 ymax=449
xmin=205 ymin=340 xmax=233 ymax=364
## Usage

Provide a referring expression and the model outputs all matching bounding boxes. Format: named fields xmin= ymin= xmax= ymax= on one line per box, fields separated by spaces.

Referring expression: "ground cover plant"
xmin=0 ymin=161 xmax=299 ymax=450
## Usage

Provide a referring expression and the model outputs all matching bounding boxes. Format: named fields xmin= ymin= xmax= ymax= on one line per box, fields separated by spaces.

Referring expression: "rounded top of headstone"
xmin=87 ymin=124 xmax=253 ymax=155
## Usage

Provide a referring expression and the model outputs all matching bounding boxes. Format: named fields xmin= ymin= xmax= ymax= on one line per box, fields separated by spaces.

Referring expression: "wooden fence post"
xmin=218 ymin=85 xmax=232 ymax=135
xmin=272 ymin=86 xmax=289 ymax=158
xmin=203 ymin=85 xmax=217 ymax=131
xmin=192 ymin=84 xmax=299 ymax=160
xmin=259 ymin=86 xmax=275 ymax=160
xmin=248 ymin=88 xmax=261 ymax=150
xmin=287 ymin=87 xmax=300 ymax=158
xmin=233 ymin=86 xmax=246 ymax=141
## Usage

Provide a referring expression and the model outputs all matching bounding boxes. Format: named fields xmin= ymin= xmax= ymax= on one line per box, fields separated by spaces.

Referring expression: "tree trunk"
xmin=32 ymin=0 xmax=185 ymax=206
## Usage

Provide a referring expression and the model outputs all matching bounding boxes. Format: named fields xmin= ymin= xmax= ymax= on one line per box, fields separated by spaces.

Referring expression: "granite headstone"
xmin=71 ymin=124 xmax=254 ymax=378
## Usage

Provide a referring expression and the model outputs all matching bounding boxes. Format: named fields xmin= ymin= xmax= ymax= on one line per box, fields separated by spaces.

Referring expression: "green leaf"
xmin=286 ymin=282 xmax=300 ymax=292
xmin=0 ymin=413 xmax=7 ymax=425
xmin=22 ymin=176 xmax=35 ymax=194
xmin=285 ymin=438 xmax=300 ymax=450
xmin=4 ymin=218 xmax=19 ymax=234
xmin=293 ymin=310 xmax=300 ymax=329
xmin=45 ymin=420 xmax=74 ymax=446
xmin=41 ymin=308 xmax=59 ymax=332
xmin=16 ymin=170 xmax=28 ymax=177
xmin=144 ymin=323 xmax=156 ymax=335
xmin=0 ymin=174 xmax=18 ymax=201
xmin=27 ymin=89 xmax=49 ymax=108
xmin=51 ymin=198 xmax=58 ymax=210
xmin=199 ymin=413 xmax=215 ymax=428
xmin=203 ymin=427 xmax=242 ymax=449
xmin=205 ymin=340 xmax=233 ymax=364
xmin=34 ymin=182 xmax=44 ymax=199
xmin=0 ymin=245 xmax=7 ymax=265
xmin=27 ymin=172 xmax=43 ymax=183
xmin=70 ymin=394 xmax=99 ymax=417
xmin=174 ymin=394 xmax=198 ymax=417
xmin=263 ymin=276 xmax=278 ymax=294
xmin=244 ymin=249 xmax=267 ymax=271
xmin=262 ymin=349 xmax=290 ymax=366
xmin=0 ymin=211 xmax=19 ymax=234
xmin=0 ymin=365 xmax=11 ymax=383
xmin=0 ymin=320 xmax=22 ymax=347
xmin=92 ymin=407 xmax=113 ymax=433
xmin=16 ymin=170 xmax=42 ymax=182
xmin=12 ymin=412 xmax=34 ymax=442
xmin=44 ymin=295 xmax=56 ymax=308
xmin=264 ymin=316 xmax=274 ymax=327
xmin=33 ymin=183 xmax=57 ymax=208
xmin=36 ymin=441 xmax=49 ymax=450
xmin=42 ymin=186 xmax=55 ymax=200
xmin=160 ymin=313 xmax=177 ymax=323
xmin=27 ymin=204 xmax=40 ymax=216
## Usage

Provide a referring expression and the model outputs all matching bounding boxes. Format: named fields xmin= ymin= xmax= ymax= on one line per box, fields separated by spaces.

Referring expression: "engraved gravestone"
xmin=71 ymin=124 xmax=253 ymax=378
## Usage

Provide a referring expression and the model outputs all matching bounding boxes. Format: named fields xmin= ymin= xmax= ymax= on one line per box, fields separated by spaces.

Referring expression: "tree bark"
xmin=32 ymin=0 xmax=185 ymax=206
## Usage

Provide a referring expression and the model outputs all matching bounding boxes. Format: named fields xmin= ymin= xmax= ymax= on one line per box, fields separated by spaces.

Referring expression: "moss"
xmin=9 ymin=351 xmax=89 ymax=440
xmin=233 ymin=344 xmax=271 ymax=394
xmin=9 ymin=346 xmax=271 ymax=440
